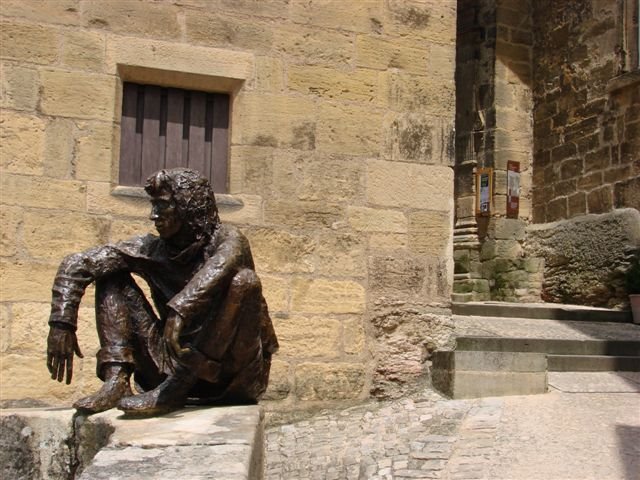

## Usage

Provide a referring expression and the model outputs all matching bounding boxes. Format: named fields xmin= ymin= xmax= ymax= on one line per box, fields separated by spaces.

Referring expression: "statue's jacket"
xmin=48 ymin=223 xmax=278 ymax=397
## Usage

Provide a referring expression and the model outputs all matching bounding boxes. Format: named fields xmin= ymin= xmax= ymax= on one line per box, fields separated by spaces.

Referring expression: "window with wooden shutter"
xmin=118 ymin=82 xmax=230 ymax=193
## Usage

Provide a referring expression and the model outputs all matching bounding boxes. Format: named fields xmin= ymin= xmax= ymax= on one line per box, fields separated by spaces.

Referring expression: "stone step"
xmin=547 ymin=354 xmax=640 ymax=372
xmin=431 ymin=350 xmax=548 ymax=399
xmin=455 ymin=336 xmax=640 ymax=356
xmin=452 ymin=301 xmax=633 ymax=323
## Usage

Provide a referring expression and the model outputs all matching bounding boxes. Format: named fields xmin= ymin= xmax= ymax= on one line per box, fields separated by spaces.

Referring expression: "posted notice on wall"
xmin=476 ymin=168 xmax=492 ymax=216
xmin=507 ymin=161 xmax=520 ymax=218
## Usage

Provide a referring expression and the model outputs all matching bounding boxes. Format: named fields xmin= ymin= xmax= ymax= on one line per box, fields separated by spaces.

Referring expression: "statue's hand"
xmin=164 ymin=312 xmax=190 ymax=359
xmin=47 ymin=325 xmax=83 ymax=385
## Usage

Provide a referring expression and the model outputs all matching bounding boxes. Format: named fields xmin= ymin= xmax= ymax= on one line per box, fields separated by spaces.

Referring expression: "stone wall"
xmin=0 ymin=0 xmax=456 ymax=408
xmin=528 ymin=0 xmax=640 ymax=306
xmin=532 ymin=0 xmax=640 ymax=223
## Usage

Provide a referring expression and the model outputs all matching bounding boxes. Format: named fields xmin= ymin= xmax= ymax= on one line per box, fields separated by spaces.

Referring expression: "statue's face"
xmin=149 ymin=194 xmax=183 ymax=239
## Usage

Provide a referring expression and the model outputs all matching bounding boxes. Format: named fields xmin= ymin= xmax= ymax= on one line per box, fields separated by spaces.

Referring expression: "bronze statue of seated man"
xmin=46 ymin=168 xmax=278 ymax=417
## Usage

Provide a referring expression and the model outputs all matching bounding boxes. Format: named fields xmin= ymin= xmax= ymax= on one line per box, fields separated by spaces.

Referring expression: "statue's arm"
xmin=49 ymin=242 xmax=138 ymax=329
xmin=46 ymin=240 xmax=140 ymax=384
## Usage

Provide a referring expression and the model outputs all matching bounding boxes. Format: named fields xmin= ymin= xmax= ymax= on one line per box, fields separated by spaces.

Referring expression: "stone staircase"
xmin=432 ymin=302 xmax=640 ymax=399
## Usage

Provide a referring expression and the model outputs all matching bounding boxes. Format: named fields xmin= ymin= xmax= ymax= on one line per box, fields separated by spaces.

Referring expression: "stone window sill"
xmin=606 ymin=70 xmax=640 ymax=93
xmin=112 ymin=186 xmax=244 ymax=208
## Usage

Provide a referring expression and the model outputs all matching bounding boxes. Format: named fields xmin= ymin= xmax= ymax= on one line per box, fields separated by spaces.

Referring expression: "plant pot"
xmin=631 ymin=294 xmax=640 ymax=324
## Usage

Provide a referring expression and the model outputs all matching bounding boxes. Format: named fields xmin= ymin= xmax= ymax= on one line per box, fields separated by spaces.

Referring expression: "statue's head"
xmin=144 ymin=168 xmax=220 ymax=242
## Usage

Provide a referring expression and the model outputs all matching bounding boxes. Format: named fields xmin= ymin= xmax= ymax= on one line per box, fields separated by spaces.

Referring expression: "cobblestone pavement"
xmin=265 ymin=374 xmax=640 ymax=480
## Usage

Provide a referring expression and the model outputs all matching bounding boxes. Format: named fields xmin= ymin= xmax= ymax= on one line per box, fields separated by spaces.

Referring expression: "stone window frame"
xmin=104 ymin=37 xmax=253 ymax=205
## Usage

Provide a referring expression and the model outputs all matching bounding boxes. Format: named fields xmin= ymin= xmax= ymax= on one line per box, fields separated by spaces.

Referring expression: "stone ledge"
xmin=606 ymin=70 xmax=640 ymax=93
xmin=0 ymin=405 xmax=264 ymax=480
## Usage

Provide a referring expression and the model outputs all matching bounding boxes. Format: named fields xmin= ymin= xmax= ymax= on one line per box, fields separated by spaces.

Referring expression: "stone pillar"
xmin=454 ymin=0 xmax=542 ymax=302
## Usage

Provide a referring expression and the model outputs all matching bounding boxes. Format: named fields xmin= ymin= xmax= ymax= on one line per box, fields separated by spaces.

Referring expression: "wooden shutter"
xmin=119 ymin=83 xmax=230 ymax=192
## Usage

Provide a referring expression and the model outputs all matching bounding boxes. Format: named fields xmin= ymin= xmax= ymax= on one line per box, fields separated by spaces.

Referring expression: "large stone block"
xmin=249 ymin=151 xmax=365 ymax=204
xmin=0 ymin=205 xmax=23 ymax=257
xmin=185 ymin=11 xmax=273 ymax=52
xmin=525 ymin=208 xmax=640 ymax=308
xmin=252 ymin=56 xmax=284 ymax=93
xmin=233 ymin=93 xmax=316 ymax=150
xmin=407 ymin=210 xmax=452 ymax=257
xmin=366 ymin=160 xmax=453 ymax=210
xmin=368 ymin=233 xmax=408 ymax=250
xmin=40 ymin=70 xmax=117 ymax=121
xmin=288 ymin=65 xmax=386 ymax=106
xmin=214 ymin=0 xmax=290 ymax=18
xmin=263 ymin=200 xmax=344 ymax=230
xmin=61 ymin=30 xmax=105 ymax=72
xmin=295 ymin=154 xmax=366 ymax=203
xmin=74 ymin=121 xmax=115 ymax=181
xmin=1 ymin=174 xmax=86 ymax=211
xmin=294 ymin=363 xmax=366 ymax=400
xmin=291 ymin=278 xmax=365 ymax=314
xmin=0 ymin=408 xmax=75 ymax=480
xmin=258 ymin=274 xmax=289 ymax=313
xmin=347 ymin=206 xmax=408 ymax=233
xmin=314 ymin=232 xmax=367 ymax=277
xmin=0 ymin=0 xmax=81 ymax=25
xmin=43 ymin=118 xmax=74 ymax=179
xmin=343 ymin=317 xmax=366 ymax=355
xmin=82 ymin=1 xmax=180 ymax=39
xmin=273 ymin=25 xmax=355 ymax=67
xmin=108 ymin=219 xmax=153 ymax=243
xmin=316 ymin=103 xmax=383 ymax=156
xmin=274 ymin=316 xmax=342 ymax=358
xmin=290 ymin=0 xmax=381 ymax=33
xmin=0 ymin=21 xmax=59 ymax=65
xmin=383 ymin=0 xmax=456 ymax=44
xmin=0 ymin=110 xmax=46 ymax=175
xmin=244 ymin=227 xmax=315 ymax=274
xmin=355 ymin=35 xmax=428 ymax=74
xmin=388 ymin=71 xmax=454 ymax=116
xmin=22 ymin=210 xmax=108 ymax=261
xmin=0 ymin=62 xmax=39 ymax=111
xmin=368 ymin=255 xmax=426 ymax=297
xmin=0 ymin=261 xmax=57 ymax=303
xmin=105 ymin=36 xmax=252 ymax=91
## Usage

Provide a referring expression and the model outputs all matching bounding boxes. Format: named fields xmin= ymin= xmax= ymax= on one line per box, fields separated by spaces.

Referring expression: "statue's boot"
xmin=73 ymin=365 xmax=133 ymax=414
xmin=117 ymin=371 xmax=197 ymax=417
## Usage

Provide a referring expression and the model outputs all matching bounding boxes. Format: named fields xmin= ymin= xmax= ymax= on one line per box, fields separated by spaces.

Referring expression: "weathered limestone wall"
xmin=0 ymin=0 xmax=456 ymax=408
xmin=529 ymin=0 xmax=640 ymax=306
xmin=532 ymin=0 xmax=639 ymax=222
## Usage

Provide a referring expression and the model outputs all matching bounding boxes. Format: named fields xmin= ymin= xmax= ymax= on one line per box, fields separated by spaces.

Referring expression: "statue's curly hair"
xmin=144 ymin=168 xmax=220 ymax=240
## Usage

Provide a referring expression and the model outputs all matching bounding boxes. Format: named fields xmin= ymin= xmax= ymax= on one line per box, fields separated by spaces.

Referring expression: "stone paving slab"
xmin=266 ymin=378 xmax=640 ymax=480
xmin=549 ymin=371 xmax=640 ymax=393
xmin=455 ymin=315 xmax=640 ymax=341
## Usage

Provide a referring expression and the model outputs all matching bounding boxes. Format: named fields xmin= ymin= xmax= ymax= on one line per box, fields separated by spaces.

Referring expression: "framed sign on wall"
xmin=507 ymin=161 xmax=520 ymax=218
xmin=476 ymin=168 xmax=493 ymax=216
